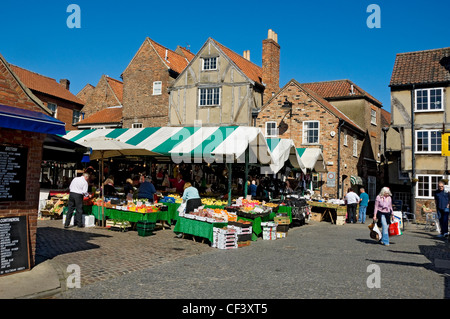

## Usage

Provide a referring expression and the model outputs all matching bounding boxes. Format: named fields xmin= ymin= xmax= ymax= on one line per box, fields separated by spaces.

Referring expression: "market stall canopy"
xmin=263 ymin=138 xmax=306 ymax=174
xmin=62 ymin=126 xmax=274 ymax=164
xmin=0 ymin=104 xmax=66 ymax=135
xmin=43 ymin=134 xmax=89 ymax=162
xmin=350 ymin=175 xmax=363 ymax=185
xmin=77 ymin=136 xmax=159 ymax=160
xmin=296 ymin=148 xmax=327 ymax=173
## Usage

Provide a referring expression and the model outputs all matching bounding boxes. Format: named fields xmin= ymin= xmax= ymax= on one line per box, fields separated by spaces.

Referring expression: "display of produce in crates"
xmin=261 ymin=222 xmax=277 ymax=240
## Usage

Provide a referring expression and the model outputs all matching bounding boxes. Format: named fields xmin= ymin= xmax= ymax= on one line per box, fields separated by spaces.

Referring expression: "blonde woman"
xmin=373 ymin=187 xmax=394 ymax=245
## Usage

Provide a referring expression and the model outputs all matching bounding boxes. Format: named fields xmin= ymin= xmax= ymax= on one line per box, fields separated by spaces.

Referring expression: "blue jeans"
xmin=359 ymin=205 xmax=367 ymax=223
xmin=380 ymin=214 xmax=390 ymax=245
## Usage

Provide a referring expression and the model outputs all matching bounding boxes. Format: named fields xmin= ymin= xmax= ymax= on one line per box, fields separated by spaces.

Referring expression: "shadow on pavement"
xmin=35 ymin=227 xmax=112 ymax=265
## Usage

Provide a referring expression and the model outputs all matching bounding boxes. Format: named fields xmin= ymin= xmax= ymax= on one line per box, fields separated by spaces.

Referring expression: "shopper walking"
xmin=359 ymin=188 xmax=369 ymax=224
xmin=373 ymin=187 xmax=394 ymax=246
xmin=434 ymin=180 xmax=450 ymax=238
xmin=345 ymin=188 xmax=360 ymax=223
xmin=64 ymin=172 xmax=90 ymax=228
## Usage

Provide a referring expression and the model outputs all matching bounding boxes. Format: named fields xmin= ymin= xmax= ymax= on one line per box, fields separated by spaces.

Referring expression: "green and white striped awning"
xmin=296 ymin=148 xmax=327 ymax=173
xmin=350 ymin=175 xmax=363 ymax=185
xmin=264 ymin=138 xmax=306 ymax=174
xmin=62 ymin=126 xmax=274 ymax=165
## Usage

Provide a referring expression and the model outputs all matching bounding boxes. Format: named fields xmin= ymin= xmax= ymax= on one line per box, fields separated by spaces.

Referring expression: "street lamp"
xmin=251 ymin=108 xmax=260 ymax=127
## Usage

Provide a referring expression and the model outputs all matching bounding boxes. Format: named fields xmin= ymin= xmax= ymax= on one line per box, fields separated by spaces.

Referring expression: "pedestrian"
xmin=64 ymin=172 xmax=90 ymax=228
xmin=359 ymin=187 xmax=369 ymax=224
xmin=373 ymin=187 xmax=394 ymax=246
xmin=182 ymin=182 xmax=202 ymax=214
xmin=345 ymin=187 xmax=360 ymax=223
xmin=137 ymin=175 xmax=156 ymax=202
xmin=433 ymin=180 xmax=449 ymax=238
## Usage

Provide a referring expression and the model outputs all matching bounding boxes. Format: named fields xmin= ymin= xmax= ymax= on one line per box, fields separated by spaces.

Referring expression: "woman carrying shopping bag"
xmin=373 ymin=187 xmax=394 ymax=246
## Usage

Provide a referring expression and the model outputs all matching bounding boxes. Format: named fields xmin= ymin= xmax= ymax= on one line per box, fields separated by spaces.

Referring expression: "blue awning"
xmin=0 ymin=104 xmax=66 ymax=135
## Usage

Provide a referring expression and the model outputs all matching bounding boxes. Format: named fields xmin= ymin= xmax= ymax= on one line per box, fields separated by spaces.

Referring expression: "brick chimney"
xmin=262 ymin=29 xmax=280 ymax=103
xmin=59 ymin=79 xmax=70 ymax=90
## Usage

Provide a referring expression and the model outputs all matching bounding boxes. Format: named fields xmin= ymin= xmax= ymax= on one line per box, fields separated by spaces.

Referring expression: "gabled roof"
xmin=76 ymin=84 xmax=95 ymax=103
xmin=10 ymin=65 xmax=85 ymax=105
xmin=211 ymin=39 xmax=263 ymax=86
xmin=264 ymin=79 xmax=364 ymax=133
xmin=105 ymin=76 xmax=123 ymax=104
xmin=390 ymin=47 xmax=450 ymax=87
xmin=302 ymin=79 xmax=383 ymax=107
xmin=76 ymin=106 xmax=122 ymax=126
xmin=123 ymin=38 xmax=194 ymax=76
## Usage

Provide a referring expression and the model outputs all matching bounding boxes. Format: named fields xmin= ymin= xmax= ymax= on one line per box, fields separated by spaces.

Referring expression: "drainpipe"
xmin=411 ymin=85 xmax=416 ymax=222
xmin=337 ymin=119 xmax=345 ymax=199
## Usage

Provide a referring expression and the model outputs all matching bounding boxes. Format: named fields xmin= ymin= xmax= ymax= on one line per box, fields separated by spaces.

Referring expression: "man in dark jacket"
xmin=434 ymin=180 xmax=450 ymax=238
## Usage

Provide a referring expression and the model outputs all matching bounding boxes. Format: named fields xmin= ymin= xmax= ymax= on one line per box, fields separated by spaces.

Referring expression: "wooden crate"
xmin=274 ymin=216 xmax=290 ymax=225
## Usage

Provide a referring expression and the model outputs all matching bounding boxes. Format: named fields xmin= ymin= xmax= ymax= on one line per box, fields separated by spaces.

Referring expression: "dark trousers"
xmin=437 ymin=209 xmax=449 ymax=235
xmin=347 ymin=203 xmax=357 ymax=223
xmin=186 ymin=198 xmax=202 ymax=214
xmin=65 ymin=192 xmax=84 ymax=227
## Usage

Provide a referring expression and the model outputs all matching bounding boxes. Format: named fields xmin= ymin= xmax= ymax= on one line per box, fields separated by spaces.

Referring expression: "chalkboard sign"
xmin=0 ymin=215 xmax=30 ymax=276
xmin=0 ymin=145 xmax=28 ymax=201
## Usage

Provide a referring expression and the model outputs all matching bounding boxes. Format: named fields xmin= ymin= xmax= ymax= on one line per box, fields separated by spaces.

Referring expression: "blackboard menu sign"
xmin=0 ymin=145 xmax=28 ymax=201
xmin=0 ymin=215 xmax=30 ymax=276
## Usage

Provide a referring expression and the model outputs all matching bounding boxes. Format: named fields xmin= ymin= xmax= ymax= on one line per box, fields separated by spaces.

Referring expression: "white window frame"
xmin=353 ymin=135 xmax=358 ymax=157
xmin=416 ymin=174 xmax=444 ymax=198
xmin=152 ymin=81 xmax=162 ymax=95
xmin=302 ymin=121 xmax=320 ymax=145
xmin=47 ymin=102 xmax=57 ymax=118
xmin=415 ymin=88 xmax=444 ymax=112
xmin=371 ymin=109 xmax=377 ymax=125
xmin=415 ymin=130 xmax=441 ymax=154
xmin=72 ymin=110 xmax=82 ymax=124
xmin=198 ymin=87 xmax=221 ymax=107
xmin=132 ymin=123 xmax=143 ymax=128
xmin=202 ymin=57 xmax=218 ymax=71
xmin=265 ymin=121 xmax=278 ymax=138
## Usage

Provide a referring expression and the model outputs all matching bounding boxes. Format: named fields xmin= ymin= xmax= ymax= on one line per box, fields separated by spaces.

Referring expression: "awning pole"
xmin=228 ymin=162 xmax=232 ymax=206
xmin=244 ymin=147 xmax=249 ymax=198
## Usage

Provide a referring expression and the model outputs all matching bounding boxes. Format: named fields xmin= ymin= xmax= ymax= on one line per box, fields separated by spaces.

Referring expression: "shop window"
xmin=416 ymin=174 xmax=444 ymax=198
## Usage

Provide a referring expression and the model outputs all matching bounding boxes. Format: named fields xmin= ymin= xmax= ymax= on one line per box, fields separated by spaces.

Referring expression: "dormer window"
xmin=202 ymin=57 xmax=217 ymax=71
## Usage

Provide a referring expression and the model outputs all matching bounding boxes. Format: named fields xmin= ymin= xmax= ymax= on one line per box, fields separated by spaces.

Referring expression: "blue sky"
xmin=0 ymin=0 xmax=449 ymax=112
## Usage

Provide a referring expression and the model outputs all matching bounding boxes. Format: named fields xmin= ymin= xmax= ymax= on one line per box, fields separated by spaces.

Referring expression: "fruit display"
xmin=180 ymin=207 xmax=237 ymax=223
xmin=201 ymin=198 xmax=228 ymax=206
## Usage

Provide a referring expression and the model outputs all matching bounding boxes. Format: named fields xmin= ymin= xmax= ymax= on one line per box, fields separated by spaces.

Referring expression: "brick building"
xmin=76 ymin=75 xmax=123 ymax=129
xmin=121 ymin=38 xmax=195 ymax=128
xmin=9 ymin=65 xmax=85 ymax=130
xmin=256 ymin=79 xmax=366 ymax=198
xmin=0 ymin=53 xmax=66 ymax=270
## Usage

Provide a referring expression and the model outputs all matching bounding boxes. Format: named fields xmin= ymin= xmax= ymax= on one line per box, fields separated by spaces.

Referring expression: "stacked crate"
xmin=261 ymin=222 xmax=277 ymax=240
xmin=228 ymin=221 xmax=252 ymax=247
xmin=212 ymin=226 xmax=238 ymax=249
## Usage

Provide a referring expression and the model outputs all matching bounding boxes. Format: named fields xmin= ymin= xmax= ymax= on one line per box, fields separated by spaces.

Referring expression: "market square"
xmin=0 ymin=1 xmax=449 ymax=302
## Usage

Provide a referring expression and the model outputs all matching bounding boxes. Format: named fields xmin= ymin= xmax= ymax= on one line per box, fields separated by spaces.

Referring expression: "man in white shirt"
xmin=345 ymin=187 xmax=360 ymax=224
xmin=64 ymin=173 xmax=90 ymax=228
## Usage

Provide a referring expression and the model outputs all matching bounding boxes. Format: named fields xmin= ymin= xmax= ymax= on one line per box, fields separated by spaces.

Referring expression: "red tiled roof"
xmin=390 ymin=47 xmax=450 ymax=86
xmin=212 ymin=39 xmax=263 ymax=85
xmin=380 ymin=108 xmax=391 ymax=127
xmin=105 ymin=76 xmax=123 ymax=104
xmin=177 ymin=46 xmax=196 ymax=61
xmin=302 ymin=79 xmax=383 ymax=106
xmin=148 ymin=39 xmax=191 ymax=74
xmin=76 ymin=107 xmax=122 ymax=125
xmin=10 ymin=65 xmax=85 ymax=105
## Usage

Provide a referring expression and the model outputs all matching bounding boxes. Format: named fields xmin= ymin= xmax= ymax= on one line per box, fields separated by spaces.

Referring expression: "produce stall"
xmin=308 ymin=200 xmax=349 ymax=225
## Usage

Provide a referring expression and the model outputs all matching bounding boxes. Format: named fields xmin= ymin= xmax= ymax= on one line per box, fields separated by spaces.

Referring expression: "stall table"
xmin=173 ymin=217 xmax=227 ymax=243
xmin=91 ymin=205 xmax=171 ymax=226
xmin=308 ymin=201 xmax=350 ymax=225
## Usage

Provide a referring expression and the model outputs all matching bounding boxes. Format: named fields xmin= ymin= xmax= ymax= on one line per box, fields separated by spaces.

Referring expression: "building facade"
xmin=389 ymin=47 xmax=450 ymax=219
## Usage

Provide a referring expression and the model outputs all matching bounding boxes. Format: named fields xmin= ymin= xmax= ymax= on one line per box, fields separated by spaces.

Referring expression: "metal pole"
xmin=244 ymin=147 xmax=249 ymax=198
xmin=411 ymin=85 xmax=416 ymax=223
xmin=228 ymin=162 xmax=232 ymax=206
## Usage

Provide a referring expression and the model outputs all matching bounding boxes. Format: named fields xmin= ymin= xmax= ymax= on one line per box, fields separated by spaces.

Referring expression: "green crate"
xmin=137 ymin=228 xmax=154 ymax=237
xmin=137 ymin=221 xmax=156 ymax=230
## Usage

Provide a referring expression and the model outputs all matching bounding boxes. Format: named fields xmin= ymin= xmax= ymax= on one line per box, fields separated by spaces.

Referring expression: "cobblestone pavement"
xmin=37 ymin=219 xmax=450 ymax=299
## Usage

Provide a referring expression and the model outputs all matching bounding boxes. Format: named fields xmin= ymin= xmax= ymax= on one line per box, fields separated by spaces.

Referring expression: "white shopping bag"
xmin=177 ymin=202 xmax=186 ymax=214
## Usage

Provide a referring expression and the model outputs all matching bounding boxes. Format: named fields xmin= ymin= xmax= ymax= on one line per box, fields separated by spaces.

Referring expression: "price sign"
xmin=0 ymin=216 xmax=30 ymax=276
xmin=0 ymin=145 xmax=28 ymax=201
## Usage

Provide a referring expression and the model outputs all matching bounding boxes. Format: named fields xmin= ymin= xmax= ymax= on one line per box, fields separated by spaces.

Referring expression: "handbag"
xmin=369 ymin=222 xmax=381 ymax=241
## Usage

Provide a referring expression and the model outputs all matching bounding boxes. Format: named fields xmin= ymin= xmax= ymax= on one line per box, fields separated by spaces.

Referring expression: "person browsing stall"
xmin=182 ymin=182 xmax=202 ymax=214
xmin=64 ymin=173 xmax=90 ymax=228
xmin=345 ymin=188 xmax=360 ymax=224
xmin=359 ymin=188 xmax=369 ymax=224
xmin=137 ymin=175 xmax=156 ymax=202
